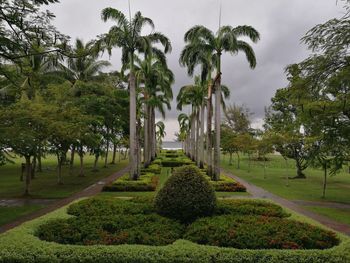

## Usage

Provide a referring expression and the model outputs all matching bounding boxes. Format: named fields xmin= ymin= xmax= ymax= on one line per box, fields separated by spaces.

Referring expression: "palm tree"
xmin=134 ymin=52 xmax=173 ymax=167
xmin=156 ymin=121 xmax=166 ymax=151
xmin=101 ymin=8 xmax=171 ymax=179
xmin=177 ymin=77 xmax=205 ymax=164
xmin=64 ymin=38 xmax=111 ymax=83
xmin=184 ymin=25 xmax=260 ymax=180
xmin=178 ymin=113 xmax=190 ymax=155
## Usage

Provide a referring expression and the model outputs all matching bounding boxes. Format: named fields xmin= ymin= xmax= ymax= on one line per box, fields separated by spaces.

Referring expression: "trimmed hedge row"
xmin=102 ymin=173 xmax=159 ymax=192
xmin=210 ymin=174 xmax=247 ymax=192
xmin=141 ymin=164 xmax=161 ymax=175
xmin=0 ymin=198 xmax=349 ymax=262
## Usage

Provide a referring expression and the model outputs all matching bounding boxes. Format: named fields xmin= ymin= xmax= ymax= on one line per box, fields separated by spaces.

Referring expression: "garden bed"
xmin=0 ymin=199 xmax=350 ymax=263
xmin=102 ymin=173 xmax=159 ymax=192
xmin=209 ymin=174 xmax=247 ymax=192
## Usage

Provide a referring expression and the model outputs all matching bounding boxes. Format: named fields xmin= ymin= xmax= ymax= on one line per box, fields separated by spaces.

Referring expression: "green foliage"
xmin=215 ymin=199 xmax=290 ymax=218
xmin=37 ymin=198 xmax=184 ymax=246
xmin=154 ymin=165 xmax=216 ymax=222
xmin=209 ymin=175 xmax=247 ymax=192
xmin=141 ymin=164 xmax=161 ymax=174
xmin=103 ymin=173 xmax=159 ymax=192
xmin=0 ymin=197 xmax=349 ymax=262
xmin=185 ymin=214 xmax=340 ymax=249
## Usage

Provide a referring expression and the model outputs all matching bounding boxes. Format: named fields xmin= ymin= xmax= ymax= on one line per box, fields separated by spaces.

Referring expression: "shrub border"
xmin=0 ymin=199 xmax=349 ymax=263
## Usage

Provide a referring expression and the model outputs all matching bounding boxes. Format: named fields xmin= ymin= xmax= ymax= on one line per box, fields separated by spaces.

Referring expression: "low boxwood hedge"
xmin=0 ymin=198 xmax=349 ymax=262
xmin=102 ymin=173 xmax=158 ymax=192
xmin=141 ymin=164 xmax=161 ymax=175
xmin=209 ymin=175 xmax=247 ymax=192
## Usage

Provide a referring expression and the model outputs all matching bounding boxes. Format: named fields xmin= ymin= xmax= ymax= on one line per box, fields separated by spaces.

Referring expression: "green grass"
xmin=0 ymin=205 xmax=44 ymax=226
xmin=221 ymin=154 xmax=350 ymax=204
xmin=303 ymin=206 xmax=350 ymax=226
xmin=0 ymin=153 xmax=128 ymax=199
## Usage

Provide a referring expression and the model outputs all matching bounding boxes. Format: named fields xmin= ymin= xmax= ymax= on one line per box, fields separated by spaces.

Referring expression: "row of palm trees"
xmin=100 ymin=8 xmax=174 ymax=179
xmin=177 ymin=25 xmax=260 ymax=180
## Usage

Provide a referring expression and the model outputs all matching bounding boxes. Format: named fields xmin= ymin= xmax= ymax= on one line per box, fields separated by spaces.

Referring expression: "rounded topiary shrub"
xmin=154 ymin=165 xmax=216 ymax=222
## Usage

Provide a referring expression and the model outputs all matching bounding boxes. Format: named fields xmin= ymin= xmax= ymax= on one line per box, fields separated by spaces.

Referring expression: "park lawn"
xmin=303 ymin=206 xmax=350 ymax=226
xmin=221 ymin=153 xmax=350 ymax=204
xmin=0 ymin=205 xmax=45 ymax=227
xmin=0 ymin=153 xmax=128 ymax=199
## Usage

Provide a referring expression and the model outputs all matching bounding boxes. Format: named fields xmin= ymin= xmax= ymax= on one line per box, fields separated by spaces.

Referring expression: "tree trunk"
xmin=93 ymin=154 xmax=99 ymax=172
xmin=229 ymin=153 xmax=233 ymax=165
xmin=295 ymin=157 xmax=306 ymax=179
xmin=285 ymin=158 xmax=289 ymax=187
xmin=207 ymin=93 xmax=213 ymax=178
xmin=196 ymin=109 xmax=200 ymax=167
xmin=31 ymin=156 xmax=36 ymax=179
xmin=57 ymin=154 xmax=63 ymax=185
xmin=129 ymin=70 xmax=138 ymax=180
xmin=144 ymin=104 xmax=149 ymax=168
xmin=70 ymin=146 xmax=75 ymax=172
xmin=237 ymin=152 xmax=240 ymax=169
xmin=37 ymin=147 xmax=42 ymax=172
xmin=24 ymin=156 xmax=31 ymax=196
xmin=213 ymin=71 xmax=221 ymax=181
xmin=199 ymin=103 xmax=205 ymax=169
xmin=190 ymin=110 xmax=196 ymax=161
xmin=322 ymin=162 xmax=327 ymax=199
xmin=151 ymin=108 xmax=156 ymax=161
xmin=78 ymin=149 xmax=84 ymax=177
xmin=104 ymin=129 xmax=110 ymax=168
xmin=111 ymin=143 xmax=117 ymax=164
xmin=263 ymin=156 xmax=267 ymax=179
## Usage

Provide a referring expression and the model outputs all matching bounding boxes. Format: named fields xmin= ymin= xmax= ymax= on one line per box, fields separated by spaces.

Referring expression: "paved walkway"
xmin=0 ymin=166 xmax=129 ymax=234
xmin=223 ymin=168 xmax=350 ymax=236
xmin=292 ymin=200 xmax=350 ymax=210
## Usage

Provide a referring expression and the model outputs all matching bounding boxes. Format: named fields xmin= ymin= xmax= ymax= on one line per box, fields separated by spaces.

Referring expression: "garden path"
xmin=0 ymin=166 xmax=129 ymax=234
xmin=223 ymin=168 xmax=350 ymax=236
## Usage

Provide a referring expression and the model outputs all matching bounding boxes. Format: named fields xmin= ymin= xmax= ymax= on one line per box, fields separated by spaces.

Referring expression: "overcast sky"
xmin=48 ymin=0 xmax=344 ymax=140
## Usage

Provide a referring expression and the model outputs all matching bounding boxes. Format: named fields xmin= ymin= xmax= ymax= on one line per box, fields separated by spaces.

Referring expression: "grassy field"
xmin=221 ymin=153 xmax=350 ymax=225
xmin=0 ymin=153 xmax=128 ymax=199
xmin=0 ymin=152 xmax=128 ymax=227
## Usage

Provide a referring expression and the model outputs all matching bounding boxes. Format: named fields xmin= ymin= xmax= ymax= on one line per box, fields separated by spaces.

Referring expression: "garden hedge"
xmin=0 ymin=200 xmax=349 ymax=262
xmin=209 ymin=174 xmax=247 ymax=192
xmin=102 ymin=173 xmax=158 ymax=192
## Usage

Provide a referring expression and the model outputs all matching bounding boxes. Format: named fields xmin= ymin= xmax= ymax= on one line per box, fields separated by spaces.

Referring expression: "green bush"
xmin=184 ymin=214 xmax=340 ymax=249
xmin=103 ymin=173 xmax=158 ymax=192
xmin=0 ymin=197 xmax=349 ymax=262
xmin=36 ymin=214 xmax=184 ymax=246
xmin=210 ymin=175 xmax=247 ymax=192
xmin=154 ymin=165 xmax=216 ymax=222
xmin=161 ymin=159 xmax=194 ymax=167
xmin=141 ymin=164 xmax=161 ymax=175
xmin=67 ymin=198 xmax=154 ymax=217
xmin=215 ymin=199 xmax=290 ymax=218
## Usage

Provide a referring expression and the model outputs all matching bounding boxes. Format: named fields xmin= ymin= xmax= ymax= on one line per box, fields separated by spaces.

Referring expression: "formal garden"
xmin=1 ymin=0 xmax=350 ymax=262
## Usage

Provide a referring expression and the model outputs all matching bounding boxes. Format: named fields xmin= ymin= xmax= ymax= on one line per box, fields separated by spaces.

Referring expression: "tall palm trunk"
xmin=129 ymin=70 xmax=138 ymax=180
xmin=200 ymin=102 xmax=205 ymax=168
xmin=70 ymin=145 xmax=75 ymax=172
xmin=207 ymin=85 xmax=213 ymax=177
xmin=214 ymin=60 xmax=222 ymax=181
xmin=111 ymin=143 xmax=117 ymax=164
xmin=190 ymin=110 xmax=196 ymax=161
xmin=143 ymin=104 xmax=148 ymax=167
xmin=214 ymin=66 xmax=221 ymax=181
xmin=196 ymin=109 xmax=200 ymax=167
xmin=151 ymin=108 xmax=156 ymax=160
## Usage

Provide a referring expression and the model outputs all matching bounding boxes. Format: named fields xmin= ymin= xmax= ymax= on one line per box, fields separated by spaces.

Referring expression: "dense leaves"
xmin=185 ymin=215 xmax=339 ymax=249
xmin=154 ymin=165 xmax=217 ymax=222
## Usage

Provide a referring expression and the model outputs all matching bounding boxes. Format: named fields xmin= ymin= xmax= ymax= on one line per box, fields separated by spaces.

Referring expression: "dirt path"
xmin=0 ymin=166 xmax=129 ymax=234
xmin=292 ymin=200 xmax=350 ymax=210
xmin=223 ymin=168 xmax=350 ymax=236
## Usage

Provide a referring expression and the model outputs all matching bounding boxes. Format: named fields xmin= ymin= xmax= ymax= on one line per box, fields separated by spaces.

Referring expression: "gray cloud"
xmin=48 ymin=0 xmax=343 ymax=140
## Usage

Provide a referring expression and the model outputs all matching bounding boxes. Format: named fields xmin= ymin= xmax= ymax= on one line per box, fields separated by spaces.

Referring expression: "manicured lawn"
xmin=304 ymin=206 xmax=350 ymax=226
xmin=0 ymin=153 xmax=128 ymax=199
xmin=0 ymin=205 xmax=44 ymax=226
xmin=221 ymin=153 xmax=350 ymax=204
xmin=221 ymin=153 xmax=350 ymax=226
xmin=0 ymin=153 xmax=128 ymax=228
